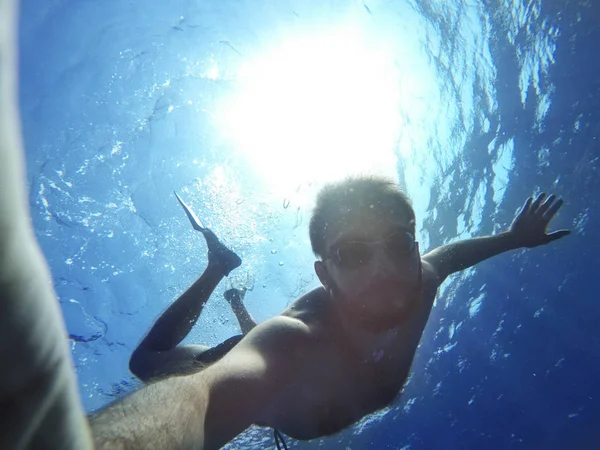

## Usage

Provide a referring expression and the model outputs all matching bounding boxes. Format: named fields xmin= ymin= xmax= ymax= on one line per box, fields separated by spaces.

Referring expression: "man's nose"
xmin=371 ymin=249 xmax=398 ymax=277
xmin=372 ymin=246 xmax=414 ymax=278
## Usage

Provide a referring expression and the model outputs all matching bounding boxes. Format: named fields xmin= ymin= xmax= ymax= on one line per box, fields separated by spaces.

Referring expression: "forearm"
xmin=91 ymin=375 xmax=208 ymax=450
xmin=0 ymin=0 xmax=26 ymax=243
xmin=92 ymin=352 xmax=264 ymax=450
xmin=426 ymin=232 xmax=521 ymax=279
xmin=1 ymin=2 xmax=93 ymax=447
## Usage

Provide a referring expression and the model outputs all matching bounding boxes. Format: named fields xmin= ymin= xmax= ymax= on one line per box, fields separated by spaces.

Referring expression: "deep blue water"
xmin=18 ymin=0 xmax=599 ymax=449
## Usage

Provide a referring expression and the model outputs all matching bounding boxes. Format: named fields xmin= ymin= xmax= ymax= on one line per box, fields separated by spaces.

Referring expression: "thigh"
xmin=130 ymin=344 xmax=211 ymax=383
xmin=195 ymin=335 xmax=245 ymax=365
xmin=131 ymin=335 xmax=245 ymax=383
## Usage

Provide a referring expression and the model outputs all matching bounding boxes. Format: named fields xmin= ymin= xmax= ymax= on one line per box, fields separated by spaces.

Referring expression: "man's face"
xmin=321 ymin=208 xmax=421 ymax=331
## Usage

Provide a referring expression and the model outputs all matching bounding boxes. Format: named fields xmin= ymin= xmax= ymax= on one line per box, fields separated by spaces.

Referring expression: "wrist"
xmin=500 ymin=231 xmax=524 ymax=250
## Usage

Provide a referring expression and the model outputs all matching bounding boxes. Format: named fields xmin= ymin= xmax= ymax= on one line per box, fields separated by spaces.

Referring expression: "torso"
xmin=261 ymin=261 xmax=440 ymax=440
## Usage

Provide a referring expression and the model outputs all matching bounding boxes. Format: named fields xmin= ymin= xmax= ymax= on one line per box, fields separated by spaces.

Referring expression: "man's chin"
xmin=331 ymin=282 xmax=420 ymax=332
xmin=364 ymin=286 xmax=421 ymax=329
xmin=365 ymin=284 xmax=417 ymax=309
xmin=372 ymin=306 xmax=413 ymax=330
xmin=344 ymin=298 xmax=415 ymax=332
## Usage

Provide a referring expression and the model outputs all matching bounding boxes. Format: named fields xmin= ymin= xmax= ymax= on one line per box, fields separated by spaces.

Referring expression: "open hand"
xmin=509 ymin=193 xmax=571 ymax=248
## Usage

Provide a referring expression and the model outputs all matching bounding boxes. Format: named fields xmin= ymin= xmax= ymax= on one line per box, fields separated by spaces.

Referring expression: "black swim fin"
xmin=174 ymin=191 xmax=205 ymax=231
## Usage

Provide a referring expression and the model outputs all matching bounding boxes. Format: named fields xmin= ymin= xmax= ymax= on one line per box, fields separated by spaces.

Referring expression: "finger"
xmin=546 ymin=229 xmax=571 ymax=243
xmin=520 ymin=197 xmax=533 ymax=214
xmin=531 ymin=192 xmax=546 ymax=212
xmin=542 ymin=198 xmax=564 ymax=221
xmin=538 ymin=194 xmax=557 ymax=216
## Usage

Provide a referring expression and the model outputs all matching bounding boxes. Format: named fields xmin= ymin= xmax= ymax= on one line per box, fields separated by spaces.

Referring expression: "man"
xmin=92 ymin=174 xmax=570 ymax=450
xmin=0 ymin=2 xmax=570 ymax=448
xmin=128 ymin=192 xmax=256 ymax=383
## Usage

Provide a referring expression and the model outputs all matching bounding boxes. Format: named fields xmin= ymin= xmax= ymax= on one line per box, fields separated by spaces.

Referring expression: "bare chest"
xmin=264 ymin=338 xmax=412 ymax=440
xmin=269 ymin=275 xmax=439 ymax=440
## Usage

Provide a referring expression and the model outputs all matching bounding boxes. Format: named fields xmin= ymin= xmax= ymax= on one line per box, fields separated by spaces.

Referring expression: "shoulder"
xmin=241 ymin=314 xmax=312 ymax=350
xmin=197 ymin=316 xmax=314 ymax=448
xmin=202 ymin=315 xmax=313 ymax=381
xmin=223 ymin=312 xmax=316 ymax=375
xmin=205 ymin=290 xmax=327 ymax=387
xmin=420 ymin=258 xmax=443 ymax=289
xmin=280 ymin=287 xmax=330 ymax=325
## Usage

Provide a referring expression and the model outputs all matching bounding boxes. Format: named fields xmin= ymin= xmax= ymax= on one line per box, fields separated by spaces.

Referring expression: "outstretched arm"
xmin=423 ymin=193 xmax=571 ymax=282
xmin=0 ymin=1 xmax=93 ymax=447
xmin=92 ymin=316 xmax=305 ymax=450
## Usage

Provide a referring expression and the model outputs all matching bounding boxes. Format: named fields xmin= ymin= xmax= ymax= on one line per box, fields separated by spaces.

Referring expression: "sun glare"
xmin=217 ymin=25 xmax=403 ymax=194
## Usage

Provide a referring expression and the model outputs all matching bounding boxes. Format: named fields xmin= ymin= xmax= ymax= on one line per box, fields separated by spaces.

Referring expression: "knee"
xmin=129 ymin=349 xmax=150 ymax=383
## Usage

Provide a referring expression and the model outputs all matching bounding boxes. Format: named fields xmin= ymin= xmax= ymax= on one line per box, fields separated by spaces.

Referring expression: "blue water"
xmin=18 ymin=0 xmax=599 ymax=449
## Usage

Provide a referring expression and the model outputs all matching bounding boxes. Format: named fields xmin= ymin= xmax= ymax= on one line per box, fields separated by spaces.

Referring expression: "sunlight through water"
xmin=216 ymin=21 xmax=426 ymax=196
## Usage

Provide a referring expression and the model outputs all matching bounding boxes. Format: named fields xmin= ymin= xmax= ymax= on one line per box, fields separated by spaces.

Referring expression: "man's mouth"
xmin=364 ymin=277 xmax=411 ymax=298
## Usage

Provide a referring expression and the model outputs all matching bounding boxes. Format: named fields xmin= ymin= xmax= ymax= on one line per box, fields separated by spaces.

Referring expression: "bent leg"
xmin=130 ymin=221 xmax=241 ymax=383
xmin=137 ymin=263 xmax=227 ymax=353
xmin=130 ymin=344 xmax=211 ymax=382
xmin=224 ymin=288 xmax=258 ymax=335
xmin=195 ymin=335 xmax=244 ymax=365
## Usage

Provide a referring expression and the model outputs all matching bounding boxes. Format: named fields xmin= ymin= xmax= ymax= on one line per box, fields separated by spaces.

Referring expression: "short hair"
xmin=309 ymin=175 xmax=415 ymax=258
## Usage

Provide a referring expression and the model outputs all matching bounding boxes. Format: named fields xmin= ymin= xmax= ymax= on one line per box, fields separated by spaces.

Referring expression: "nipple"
xmin=372 ymin=349 xmax=385 ymax=362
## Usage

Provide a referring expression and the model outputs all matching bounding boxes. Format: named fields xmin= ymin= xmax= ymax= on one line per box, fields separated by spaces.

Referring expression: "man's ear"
xmin=314 ymin=260 xmax=331 ymax=290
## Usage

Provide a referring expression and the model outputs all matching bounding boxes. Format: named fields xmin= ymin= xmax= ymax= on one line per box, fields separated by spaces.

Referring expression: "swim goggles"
xmin=325 ymin=227 xmax=417 ymax=270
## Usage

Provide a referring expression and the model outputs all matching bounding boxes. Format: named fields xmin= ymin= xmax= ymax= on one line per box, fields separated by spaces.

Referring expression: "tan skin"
xmin=1 ymin=1 xmax=93 ymax=447
xmin=89 ymin=193 xmax=571 ymax=449
xmin=256 ymin=211 xmax=437 ymax=439
xmin=154 ymin=192 xmax=568 ymax=450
